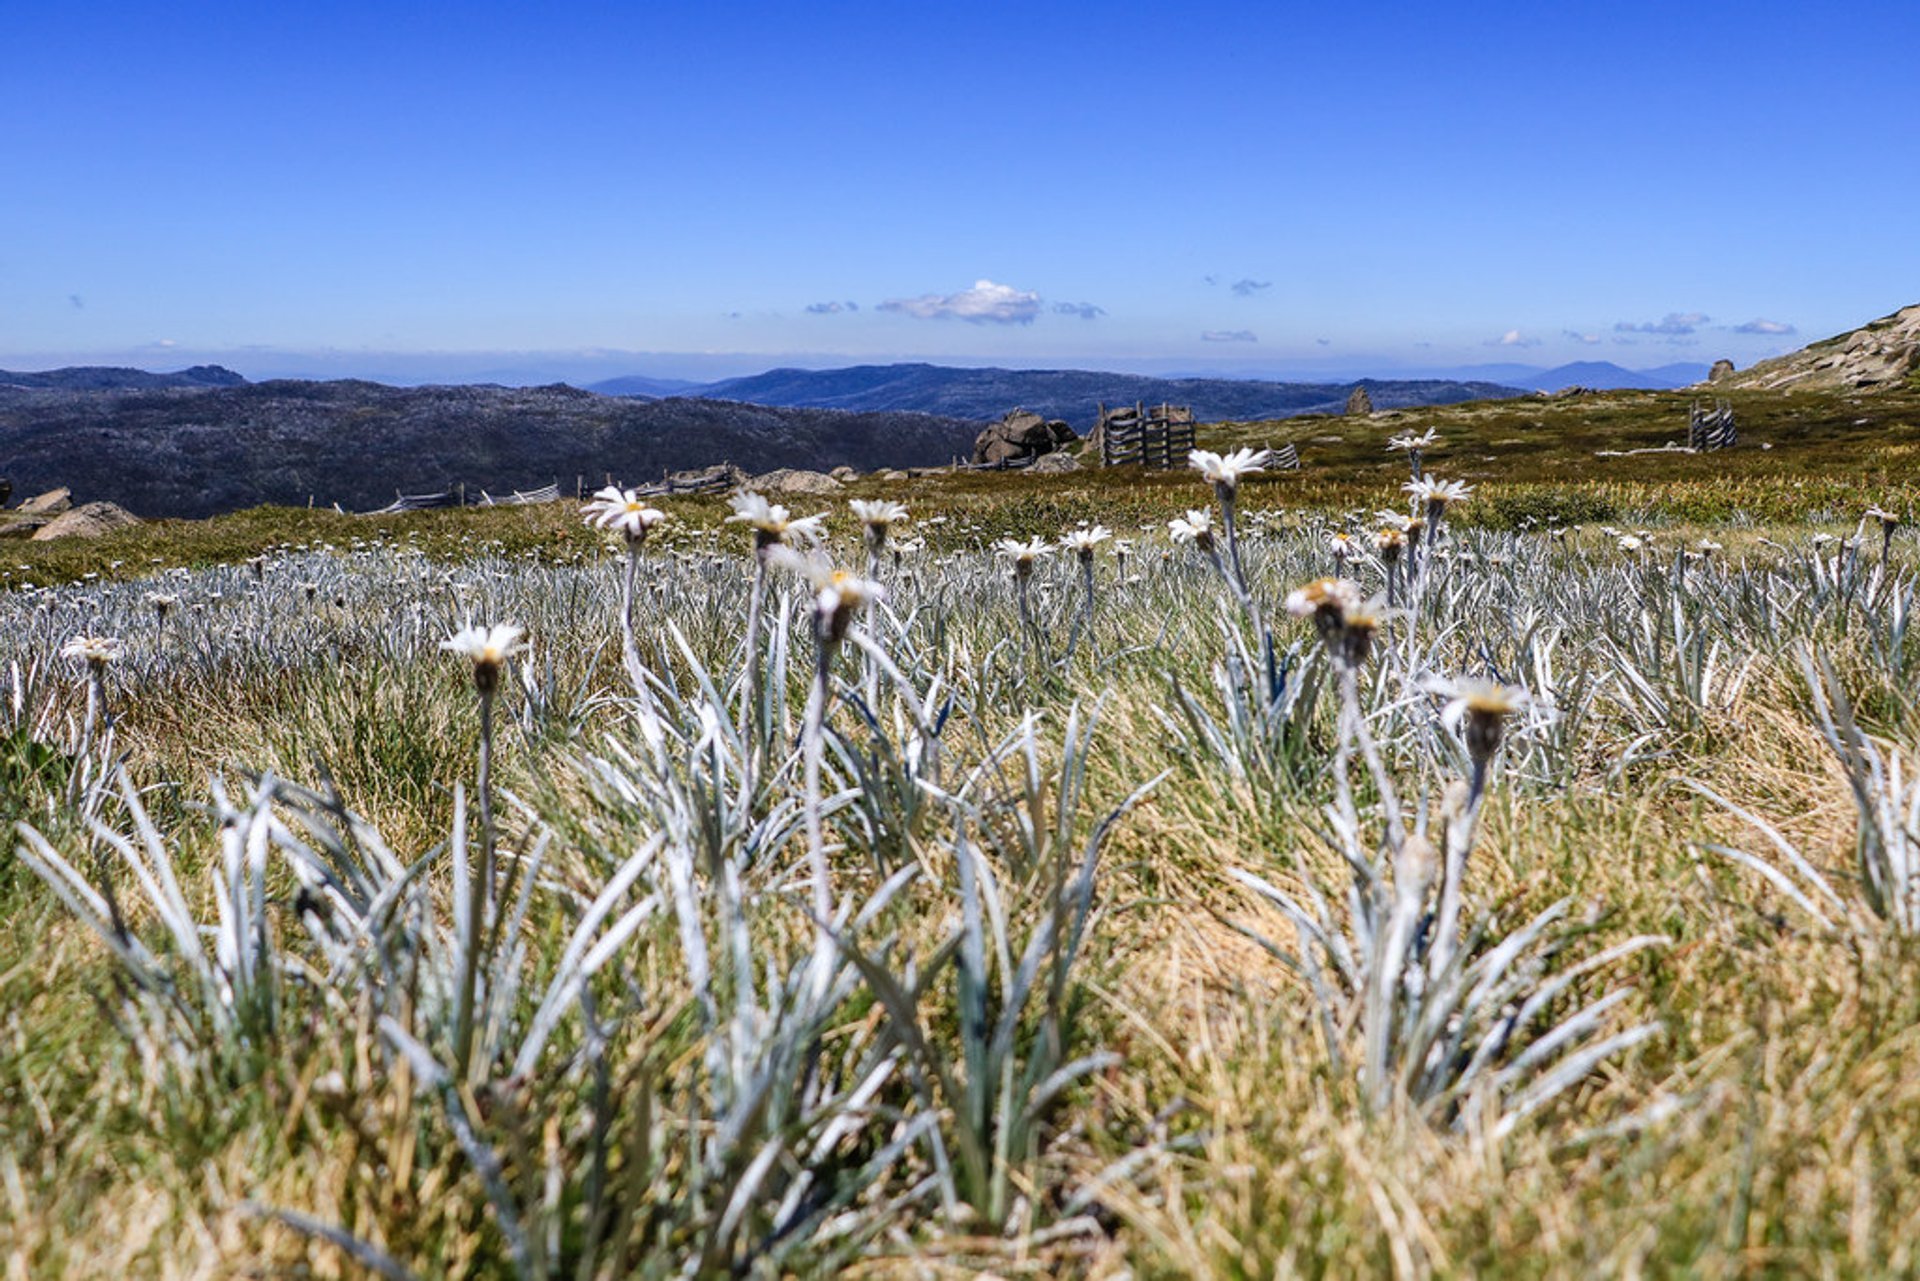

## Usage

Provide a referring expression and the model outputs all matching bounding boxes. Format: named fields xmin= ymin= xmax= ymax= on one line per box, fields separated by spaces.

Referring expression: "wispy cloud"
xmin=1052 ymin=301 xmax=1105 ymax=320
xmin=68 ymin=294 xmax=85 ymax=310
xmin=1201 ymin=329 xmax=1258 ymax=343
xmin=1230 ymin=278 xmax=1272 ymax=297
xmin=1488 ymin=329 xmax=1541 ymax=348
xmin=1732 ymin=317 xmax=1796 ymax=335
xmin=1615 ymin=311 xmax=1709 ymax=335
xmin=1562 ymin=329 xmax=1601 ymax=345
xmin=804 ymin=300 xmax=858 ymax=315
xmin=878 ymin=279 xmax=1041 ymax=324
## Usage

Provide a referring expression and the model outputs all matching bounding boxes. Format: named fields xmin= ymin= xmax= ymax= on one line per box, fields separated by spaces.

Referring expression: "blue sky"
xmin=3 ymin=0 xmax=1916 ymax=382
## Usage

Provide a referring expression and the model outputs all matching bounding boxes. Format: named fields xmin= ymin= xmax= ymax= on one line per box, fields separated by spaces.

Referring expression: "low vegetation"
xmin=3 ymin=397 xmax=1919 ymax=1276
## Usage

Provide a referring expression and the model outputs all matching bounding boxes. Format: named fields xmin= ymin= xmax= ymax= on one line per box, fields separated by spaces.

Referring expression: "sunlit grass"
xmin=3 ymin=396 xmax=1920 ymax=1275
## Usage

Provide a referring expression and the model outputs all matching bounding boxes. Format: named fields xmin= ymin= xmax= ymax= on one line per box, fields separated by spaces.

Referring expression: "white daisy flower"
xmin=1189 ymin=447 xmax=1272 ymax=495
xmin=582 ymin=486 xmax=669 ymax=542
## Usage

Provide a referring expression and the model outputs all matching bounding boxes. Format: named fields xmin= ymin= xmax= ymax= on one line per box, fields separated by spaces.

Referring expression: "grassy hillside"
xmin=7 ymin=383 xmax=1916 ymax=588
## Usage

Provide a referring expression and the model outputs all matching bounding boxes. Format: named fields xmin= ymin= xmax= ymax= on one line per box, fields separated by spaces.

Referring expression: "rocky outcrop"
xmin=752 ymin=468 xmax=842 ymax=495
xmin=1708 ymin=358 xmax=1736 ymax=383
xmin=972 ymin=409 xmax=1077 ymax=466
xmin=1028 ymin=452 xmax=1081 ymax=474
xmin=29 ymin=501 xmax=141 ymax=541
xmin=16 ymin=487 xmax=70 ymax=517
xmin=662 ymin=462 xmax=749 ymax=493
xmin=1345 ymin=386 xmax=1374 ymax=416
xmin=1720 ymin=304 xmax=1920 ymax=392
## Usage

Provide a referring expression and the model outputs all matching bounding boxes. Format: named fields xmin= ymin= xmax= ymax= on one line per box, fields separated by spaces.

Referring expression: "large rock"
xmin=16 ymin=487 xmax=71 ymax=516
xmin=30 ymin=500 xmax=141 ymax=541
xmin=664 ymin=462 xmax=749 ymax=493
xmin=1028 ymin=452 xmax=1081 ymax=474
xmin=972 ymin=408 xmax=1077 ymax=466
xmin=753 ymin=468 xmax=843 ymax=495
xmin=1345 ymin=386 xmax=1374 ymax=416
xmin=1708 ymin=358 xmax=1736 ymax=383
xmin=0 ymin=514 xmax=51 ymax=540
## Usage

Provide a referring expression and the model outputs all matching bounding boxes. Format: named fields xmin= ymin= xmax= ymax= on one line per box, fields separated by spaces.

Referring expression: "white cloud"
xmin=878 ymin=279 xmax=1041 ymax=324
xmin=1562 ymin=329 xmax=1601 ymax=345
xmin=1201 ymin=329 xmax=1258 ymax=343
xmin=1615 ymin=311 xmax=1710 ymax=335
xmin=1230 ymin=278 xmax=1272 ymax=297
xmin=804 ymin=300 xmax=858 ymax=315
xmin=1733 ymin=318 xmax=1796 ymax=335
xmin=1052 ymin=301 xmax=1105 ymax=320
xmin=1490 ymin=329 xmax=1540 ymax=348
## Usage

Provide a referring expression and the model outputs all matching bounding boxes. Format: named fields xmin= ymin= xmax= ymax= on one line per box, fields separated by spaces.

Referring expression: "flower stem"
xmin=802 ymin=638 xmax=838 ymax=994
xmin=454 ymin=684 xmax=496 ymax=1079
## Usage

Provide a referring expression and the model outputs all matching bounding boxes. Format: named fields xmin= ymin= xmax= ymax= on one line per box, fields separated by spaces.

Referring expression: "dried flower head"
xmin=1285 ymin=577 xmax=1364 ymax=648
xmin=727 ymin=491 xmax=827 ymax=557
xmin=61 ymin=635 xmax=122 ymax=671
xmin=1335 ymin=592 xmax=1396 ymax=667
xmin=769 ymin=546 xmax=884 ymax=644
xmin=1433 ymin=676 xmax=1531 ymax=768
xmin=850 ymin=499 xmax=910 ymax=552
xmin=1168 ymin=509 xmax=1216 ymax=551
xmin=441 ymin=622 xmax=527 ymax=694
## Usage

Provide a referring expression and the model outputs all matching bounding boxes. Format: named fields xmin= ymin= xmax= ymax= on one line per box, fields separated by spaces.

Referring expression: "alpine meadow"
xmin=5 ymin=364 xmax=1920 ymax=1276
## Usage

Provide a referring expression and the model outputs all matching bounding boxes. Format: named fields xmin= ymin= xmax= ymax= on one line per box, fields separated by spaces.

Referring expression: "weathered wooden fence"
xmin=360 ymin=490 xmax=458 ymax=515
xmin=1689 ymin=400 xmax=1737 ymax=451
xmin=1100 ymin=403 xmax=1196 ymax=468
xmin=478 ymin=483 xmax=562 ymax=506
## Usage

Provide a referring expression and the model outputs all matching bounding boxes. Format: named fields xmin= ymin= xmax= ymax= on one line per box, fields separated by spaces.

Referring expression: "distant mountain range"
xmin=0 ymin=363 xmax=247 ymax=391
xmin=0 ymin=381 xmax=982 ymax=519
xmin=1425 ymin=361 xmax=1711 ymax=392
xmin=575 ymin=373 xmax=707 ymax=398
xmin=0 ymin=354 xmax=1710 ymax=520
xmin=587 ymin=363 xmax=1527 ymax=427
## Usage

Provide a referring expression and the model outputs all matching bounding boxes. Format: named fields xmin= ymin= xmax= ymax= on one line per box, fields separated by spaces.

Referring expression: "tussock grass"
xmin=4 ymin=418 xmax=1920 ymax=1276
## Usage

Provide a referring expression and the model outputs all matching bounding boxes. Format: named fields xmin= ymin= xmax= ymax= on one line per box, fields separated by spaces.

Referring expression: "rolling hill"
xmin=0 ymin=381 xmax=981 ymax=519
xmin=614 ymin=363 xmax=1526 ymax=428
xmin=0 ymin=364 xmax=247 ymax=392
